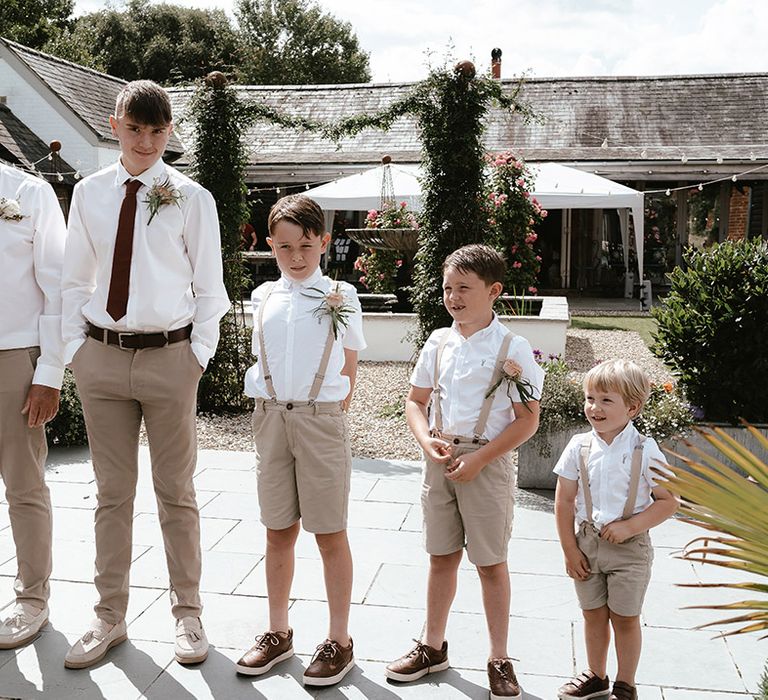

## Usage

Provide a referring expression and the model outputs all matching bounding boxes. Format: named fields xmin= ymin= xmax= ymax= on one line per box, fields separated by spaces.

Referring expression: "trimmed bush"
xmin=653 ymin=239 xmax=768 ymax=423
xmin=46 ymin=369 xmax=88 ymax=447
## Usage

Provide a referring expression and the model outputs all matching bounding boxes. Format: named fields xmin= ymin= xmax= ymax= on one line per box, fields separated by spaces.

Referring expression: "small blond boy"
xmin=554 ymin=360 xmax=679 ymax=700
xmin=386 ymin=244 xmax=544 ymax=700
xmin=239 ymin=194 xmax=366 ymax=687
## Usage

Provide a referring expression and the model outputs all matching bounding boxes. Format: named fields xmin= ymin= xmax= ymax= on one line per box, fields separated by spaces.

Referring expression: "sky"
xmin=73 ymin=0 xmax=768 ymax=83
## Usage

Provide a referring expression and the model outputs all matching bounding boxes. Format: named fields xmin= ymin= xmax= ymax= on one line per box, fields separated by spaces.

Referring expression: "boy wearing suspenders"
xmin=386 ymin=245 xmax=544 ymax=700
xmin=554 ymin=360 xmax=679 ymax=700
xmin=239 ymin=195 xmax=365 ymax=686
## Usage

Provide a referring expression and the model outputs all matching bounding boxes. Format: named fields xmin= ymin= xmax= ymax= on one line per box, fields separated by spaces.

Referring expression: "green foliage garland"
xmin=653 ymin=239 xmax=768 ymax=423
xmin=188 ymin=76 xmax=253 ymax=413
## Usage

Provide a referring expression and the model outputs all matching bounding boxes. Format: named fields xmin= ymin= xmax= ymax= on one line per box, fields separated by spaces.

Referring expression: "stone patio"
xmin=0 ymin=446 xmax=762 ymax=699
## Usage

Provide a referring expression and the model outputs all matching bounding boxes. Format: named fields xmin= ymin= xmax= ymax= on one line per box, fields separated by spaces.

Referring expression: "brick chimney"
xmin=491 ymin=48 xmax=502 ymax=79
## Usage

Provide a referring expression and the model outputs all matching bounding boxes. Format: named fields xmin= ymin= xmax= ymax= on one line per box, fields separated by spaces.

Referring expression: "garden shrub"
xmin=46 ymin=369 xmax=88 ymax=447
xmin=653 ymin=239 xmax=768 ymax=422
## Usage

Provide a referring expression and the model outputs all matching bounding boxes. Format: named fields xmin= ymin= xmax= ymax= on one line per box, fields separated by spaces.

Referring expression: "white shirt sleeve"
xmin=29 ymin=180 xmax=66 ymax=388
xmin=409 ymin=329 xmax=444 ymax=388
xmin=339 ymin=282 xmax=366 ymax=351
xmin=61 ymin=182 xmax=97 ymax=364
xmin=552 ymin=433 xmax=585 ymax=481
xmin=505 ymin=336 xmax=546 ymax=403
xmin=181 ymin=188 xmax=231 ymax=369
xmin=641 ymin=437 xmax=672 ymax=488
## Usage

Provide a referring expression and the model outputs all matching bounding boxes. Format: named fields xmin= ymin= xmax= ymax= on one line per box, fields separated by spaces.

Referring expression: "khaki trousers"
xmin=72 ymin=337 xmax=203 ymax=624
xmin=0 ymin=347 xmax=52 ymax=609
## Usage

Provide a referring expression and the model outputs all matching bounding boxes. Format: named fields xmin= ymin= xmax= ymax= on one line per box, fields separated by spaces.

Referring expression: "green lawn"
xmin=570 ymin=316 xmax=658 ymax=348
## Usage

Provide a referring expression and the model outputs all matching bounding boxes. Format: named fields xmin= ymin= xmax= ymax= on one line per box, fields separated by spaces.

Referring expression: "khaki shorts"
xmin=253 ymin=399 xmax=351 ymax=534
xmin=422 ymin=441 xmax=515 ymax=567
xmin=574 ymin=522 xmax=654 ymax=617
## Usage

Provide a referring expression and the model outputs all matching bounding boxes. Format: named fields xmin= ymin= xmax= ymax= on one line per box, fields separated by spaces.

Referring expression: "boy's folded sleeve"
xmin=642 ymin=437 xmax=672 ymax=487
xmin=341 ymin=283 xmax=367 ymax=351
xmin=552 ymin=433 xmax=581 ymax=479
xmin=409 ymin=329 xmax=442 ymax=388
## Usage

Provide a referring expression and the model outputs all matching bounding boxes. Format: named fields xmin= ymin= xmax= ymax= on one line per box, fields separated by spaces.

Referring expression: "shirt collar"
xmin=449 ymin=312 xmax=503 ymax=343
xmin=278 ymin=267 xmax=324 ymax=290
xmin=592 ymin=420 xmax=638 ymax=448
xmin=114 ymin=157 xmax=167 ymax=190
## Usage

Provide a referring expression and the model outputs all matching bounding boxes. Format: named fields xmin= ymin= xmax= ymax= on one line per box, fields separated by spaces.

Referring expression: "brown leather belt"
xmin=87 ymin=322 xmax=192 ymax=349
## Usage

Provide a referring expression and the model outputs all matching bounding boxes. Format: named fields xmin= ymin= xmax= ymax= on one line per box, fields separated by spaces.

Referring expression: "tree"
xmin=45 ymin=0 xmax=244 ymax=84
xmin=0 ymin=0 xmax=73 ymax=49
xmin=236 ymin=0 xmax=370 ymax=84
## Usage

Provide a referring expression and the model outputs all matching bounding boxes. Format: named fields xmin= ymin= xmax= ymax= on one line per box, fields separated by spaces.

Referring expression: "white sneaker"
xmin=64 ymin=618 xmax=127 ymax=669
xmin=0 ymin=602 xmax=49 ymax=649
xmin=175 ymin=616 xmax=208 ymax=665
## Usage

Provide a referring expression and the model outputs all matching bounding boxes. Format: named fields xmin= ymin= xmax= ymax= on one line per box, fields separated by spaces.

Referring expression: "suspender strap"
xmin=578 ymin=436 xmax=595 ymax=525
xmin=308 ymin=324 xmax=336 ymax=402
xmin=622 ymin=435 xmax=645 ymax=520
xmin=257 ymin=282 xmax=277 ymax=400
xmin=473 ymin=331 xmax=514 ymax=441
xmin=257 ymin=281 xmax=336 ymax=402
xmin=431 ymin=329 xmax=451 ymax=435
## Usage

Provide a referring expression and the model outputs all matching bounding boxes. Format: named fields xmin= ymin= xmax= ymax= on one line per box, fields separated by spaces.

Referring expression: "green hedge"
xmin=46 ymin=369 xmax=88 ymax=447
xmin=653 ymin=239 xmax=768 ymax=423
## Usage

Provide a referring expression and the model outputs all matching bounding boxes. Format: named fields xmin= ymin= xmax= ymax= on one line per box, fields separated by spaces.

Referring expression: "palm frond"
xmin=657 ymin=423 xmax=768 ymax=637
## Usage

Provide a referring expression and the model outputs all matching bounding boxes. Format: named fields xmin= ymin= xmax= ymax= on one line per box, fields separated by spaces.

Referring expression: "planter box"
xmin=239 ymin=296 xmax=569 ymax=363
xmin=517 ymin=424 xmax=768 ymax=491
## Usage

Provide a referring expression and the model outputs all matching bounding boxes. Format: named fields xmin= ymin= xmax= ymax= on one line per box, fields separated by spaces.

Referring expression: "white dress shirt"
xmin=244 ymin=269 xmax=366 ymax=402
xmin=553 ymin=422 xmax=667 ymax=528
xmin=0 ymin=163 xmax=66 ymax=389
xmin=62 ymin=158 xmax=230 ymax=369
xmin=410 ymin=316 xmax=545 ymax=441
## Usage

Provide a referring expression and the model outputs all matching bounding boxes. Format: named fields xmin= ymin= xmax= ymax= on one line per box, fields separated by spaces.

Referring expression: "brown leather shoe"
xmin=558 ymin=669 xmax=611 ymax=698
xmin=235 ymin=629 xmax=294 ymax=676
xmin=488 ymin=658 xmax=522 ymax=699
xmin=610 ymin=681 xmax=638 ymax=700
xmin=385 ymin=640 xmax=449 ymax=681
xmin=302 ymin=637 xmax=355 ymax=687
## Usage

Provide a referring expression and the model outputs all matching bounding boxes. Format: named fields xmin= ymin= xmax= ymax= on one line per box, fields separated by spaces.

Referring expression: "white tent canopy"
xmin=306 ymin=162 xmax=645 ymax=287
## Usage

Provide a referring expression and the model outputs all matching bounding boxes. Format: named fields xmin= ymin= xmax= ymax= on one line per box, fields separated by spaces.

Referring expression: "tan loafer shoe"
xmin=175 ymin=616 xmax=208 ymax=665
xmin=64 ymin=618 xmax=127 ymax=669
xmin=0 ymin=603 xmax=49 ymax=650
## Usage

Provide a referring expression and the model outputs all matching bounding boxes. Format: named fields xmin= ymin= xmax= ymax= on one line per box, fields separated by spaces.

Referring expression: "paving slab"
xmin=0 ymin=445 xmax=761 ymax=699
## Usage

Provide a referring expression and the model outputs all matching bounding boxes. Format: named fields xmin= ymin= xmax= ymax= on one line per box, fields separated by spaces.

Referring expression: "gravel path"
xmin=191 ymin=328 xmax=672 ymax=459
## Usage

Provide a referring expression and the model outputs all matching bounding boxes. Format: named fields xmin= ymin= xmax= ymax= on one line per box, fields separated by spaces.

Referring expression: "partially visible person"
xmin=0 ymin=162 xmax=66 ymax=649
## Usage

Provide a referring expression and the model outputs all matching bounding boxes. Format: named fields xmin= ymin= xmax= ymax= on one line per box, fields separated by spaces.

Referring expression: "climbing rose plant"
xmin=484 ymin=151 xmax=546 ymax=295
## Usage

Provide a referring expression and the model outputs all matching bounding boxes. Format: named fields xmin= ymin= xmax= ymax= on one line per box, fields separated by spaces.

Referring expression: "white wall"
xmin=0 ymin=52 xmax=100 ymax=173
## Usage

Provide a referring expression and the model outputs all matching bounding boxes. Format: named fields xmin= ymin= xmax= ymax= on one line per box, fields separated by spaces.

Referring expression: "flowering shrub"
xmin=484 ymin=152 xmax=545 ymax=295
xmin=354 ymin=201 xmax=417 ymax=294
xmin=530 ymin=357 xmax=693 ymax=457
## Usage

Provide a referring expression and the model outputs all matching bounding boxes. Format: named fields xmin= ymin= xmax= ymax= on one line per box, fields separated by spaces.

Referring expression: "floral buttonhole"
xmin=144 ymin=176 xmax=184 ymax=224
xmin=301 ymin=283 xmax=353 ymax=340
xmin=0 ymin=197 xmax=24 ymax=222
xmin=485 ymin=358 xmax=536 ymax=410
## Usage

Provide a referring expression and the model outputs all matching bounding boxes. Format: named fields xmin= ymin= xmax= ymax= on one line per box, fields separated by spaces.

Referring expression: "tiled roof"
xmin=168 ymin=72 xmax=768 ymax=171
xmin=0 ymin=103 xmax=77 ymax=184
xmin=2 ymin=38 xmax=184 ymax=155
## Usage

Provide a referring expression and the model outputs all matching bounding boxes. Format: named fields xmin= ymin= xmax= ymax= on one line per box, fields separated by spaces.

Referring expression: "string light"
xmin=716 ymin=155 xmax=723 ymax=164
xmin=665 ymin=188 xmax=671 ymax=196
xmin=698 ymin=183 xmax=703 ymax=191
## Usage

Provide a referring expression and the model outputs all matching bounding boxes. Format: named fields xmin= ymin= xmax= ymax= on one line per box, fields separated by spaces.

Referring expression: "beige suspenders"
xmin=256 ymin=281 xmax=336 ymax=403
xmin=431 ymin=329 xmax=515 ymax=443
xmin=578 ymin=434 xmax=645 ymax=526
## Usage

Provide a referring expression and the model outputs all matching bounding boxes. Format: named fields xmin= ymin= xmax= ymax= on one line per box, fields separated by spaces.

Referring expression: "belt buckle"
xmin=117 ymin=332 xmax=135 ymax=349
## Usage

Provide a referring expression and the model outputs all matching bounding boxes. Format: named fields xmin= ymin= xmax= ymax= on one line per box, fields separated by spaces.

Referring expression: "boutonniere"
xmin=485 ymin=358 xmax=536 ymax=410
xmin=144 ymin=177 xmax=184 ymax=224
xmin=301 ymin=283 xmax=354 ymax=340
xmin=0 ymin=197 xmax=23 ymax=222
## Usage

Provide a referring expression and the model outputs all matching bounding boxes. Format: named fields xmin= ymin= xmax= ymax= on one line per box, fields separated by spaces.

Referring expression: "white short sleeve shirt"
xmin=410 ymin=316 xmax=545 ymax=441
xmin=244 ymin=268 xmax=366 ymax=402
xmin=553 ymin=422 xmax=668 ymax=528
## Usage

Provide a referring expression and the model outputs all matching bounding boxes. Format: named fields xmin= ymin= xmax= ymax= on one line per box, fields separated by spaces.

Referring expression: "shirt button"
xmin=286 ymin=402 xmax=293 ymax=410
xmin=453 ymin=438 xmax=460 ymax=444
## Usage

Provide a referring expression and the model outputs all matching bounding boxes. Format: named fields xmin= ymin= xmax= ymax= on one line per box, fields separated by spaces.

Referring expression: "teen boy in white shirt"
xmin=61 ymin=80 xmax=229 ymax=669
xmin=0 ymin=162 xmax=65 ymax=649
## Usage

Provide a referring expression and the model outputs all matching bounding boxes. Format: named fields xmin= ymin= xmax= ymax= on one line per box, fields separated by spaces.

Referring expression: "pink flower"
xmin=528 ymin=286 xmax=538 ymax=294
xmin=378 ymin=273 xmax=385 ymax=281
xmin=359 ymin=275 xmax=368 ymax=286
xmin=325 ymin=290 xmax=345 ymax=308
xmin=525 ymin=233 xmax=538 ymax=244
xmin=516 ymin=178 xmax=525 ymax=187
xmin=535 ymin=255 xmax=542 ymax=262
xmin=395 ymin=259 xmax=403 ymax=268
xmin=400 ymin=201 xmax=407 ymax=208
xmin=540 ymin=209 xmax=548 ymax=218
xmin=353 ymin=258 xmax=361 ymax=270
xmin=502 ymin=359 xmax=522 ymax=378
xmin=366 ymin=209 xmax=377 ymax=220
xmin=510 ymin=244 xmax=518 ymax=254
xmin=512 ymin=261 xmax=522 ymax=269
xmin=488 ymin=218 xmax=496 ymax=226
xmin=523 ymin=191 xmax=530 ymax=198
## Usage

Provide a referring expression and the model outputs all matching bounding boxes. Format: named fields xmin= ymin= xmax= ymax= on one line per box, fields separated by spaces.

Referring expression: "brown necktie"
xmin=106 ymin=179 xmax=142 ymax=321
